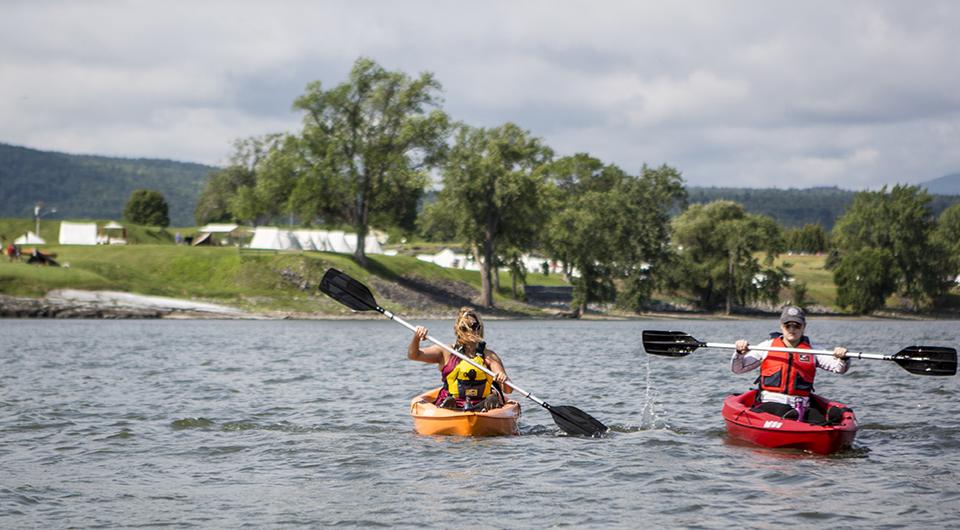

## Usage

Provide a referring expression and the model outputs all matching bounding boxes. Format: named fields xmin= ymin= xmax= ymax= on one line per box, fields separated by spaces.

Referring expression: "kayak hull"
xmin=722 ymin=390 xmax=858 ymax=454
xmin=410 ymin=388 xmax=521 ymax=437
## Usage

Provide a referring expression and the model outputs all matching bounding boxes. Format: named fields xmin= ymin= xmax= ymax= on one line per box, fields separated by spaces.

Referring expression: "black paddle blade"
xmin=319 ymin=268 xmax=379 ymax=312
xmin=548 ymin=405 xmax=608 ymax=437
xmin=642 ymin=330 xmax=703 ymax=357
xmin=894 ymin=346 xmax=957 ymax=376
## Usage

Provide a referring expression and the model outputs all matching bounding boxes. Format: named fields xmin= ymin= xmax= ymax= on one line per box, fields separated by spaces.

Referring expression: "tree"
xmin=542 ymin=156 xmax=686 ymax=316
xmin=614 ymin=164 xmax=687 ymax=311
xmin=427 ymin=123 xmax=552 ymax=308
xmin=834 ymin=248 xmax=898 ymax=314
xmin=785 ymin=224 xmax=830 ymax=253
xmin=832 ymin=185 xmax=950 ymax=310
xmin=194 ymin=135 xmax=284 ymax=225
xmin=290 ymin=57 xmax=449 ymax=265
xmin=124 ymin=189 xmax=169 ymax=227
xmin=670 ymin=201 xmax=784 ymax=312
xmin=933 ymin=203 xmax=960 ymax=280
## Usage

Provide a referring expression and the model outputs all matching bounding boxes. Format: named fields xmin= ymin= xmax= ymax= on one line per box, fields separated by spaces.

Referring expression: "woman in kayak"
xmin=408 ymin=307 xmax=511 ymax=410
xmin=732 ymin=305 xmax=848 ymax=424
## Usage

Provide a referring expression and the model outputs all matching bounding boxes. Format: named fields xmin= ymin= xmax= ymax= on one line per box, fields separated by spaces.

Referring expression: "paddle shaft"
xmin=707 ymin=342 xmax=889 ymax=361
xmin=382 ymin=308 xmax=549 ymax=409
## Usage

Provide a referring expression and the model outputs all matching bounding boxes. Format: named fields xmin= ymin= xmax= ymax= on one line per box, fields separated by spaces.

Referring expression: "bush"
xmin=124 ymin=189 xmax=170 ymax=227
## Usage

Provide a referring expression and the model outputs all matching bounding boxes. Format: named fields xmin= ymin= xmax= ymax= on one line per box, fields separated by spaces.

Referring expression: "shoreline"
xmin=1 ymin=290 xmax=958 ymax=321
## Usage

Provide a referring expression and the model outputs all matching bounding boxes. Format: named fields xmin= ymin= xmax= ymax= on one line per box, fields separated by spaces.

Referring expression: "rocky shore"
xmin=0 ymin=290 xmax=246 ymax=319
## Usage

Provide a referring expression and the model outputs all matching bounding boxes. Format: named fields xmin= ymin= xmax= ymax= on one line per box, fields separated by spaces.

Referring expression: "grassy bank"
xmin=1 ymin=218 xmax=857 ymax=316
xmin=0 ymin=243 xmax=575 ymax=316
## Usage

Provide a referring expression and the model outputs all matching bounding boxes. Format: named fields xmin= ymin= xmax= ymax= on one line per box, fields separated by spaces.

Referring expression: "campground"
xmin=2 ymin=219 xmax=957 ymax=320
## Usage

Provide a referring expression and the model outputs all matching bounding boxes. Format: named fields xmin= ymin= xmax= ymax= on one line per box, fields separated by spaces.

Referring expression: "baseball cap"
xmin=780 ymin=305 xmax=806 ymax=326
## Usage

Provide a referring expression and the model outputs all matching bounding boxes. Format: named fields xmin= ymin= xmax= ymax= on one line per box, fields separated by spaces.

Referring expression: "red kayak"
xmin=722 ymin=390 xmax=858 ymax=454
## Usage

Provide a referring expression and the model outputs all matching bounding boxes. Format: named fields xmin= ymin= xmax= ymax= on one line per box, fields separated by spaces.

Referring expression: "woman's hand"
xmin=413 ymin=326 xmax=428 ymax=342
xmin=493 ymin=370 xmax=508 ymax=384
xmin=735 ymin=339 xmax=750 ymax=355
xmin=833 ymin=346 xmax=847 ymax=359
xmin=408 ymin=326 xmax=429 ymax=360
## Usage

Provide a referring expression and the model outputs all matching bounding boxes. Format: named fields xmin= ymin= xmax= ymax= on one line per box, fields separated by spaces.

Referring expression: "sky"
xmin=2 ymin=0 xmax=959 ymax=189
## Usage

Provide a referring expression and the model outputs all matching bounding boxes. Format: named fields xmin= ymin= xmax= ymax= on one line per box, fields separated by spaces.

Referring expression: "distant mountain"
xmin=686 ymin=185 xmax=960 ymax=229
xmin=0 ymin=142 xmax=217 ymax=226
xmin=918 ymin=173 xmax=960 ymax=196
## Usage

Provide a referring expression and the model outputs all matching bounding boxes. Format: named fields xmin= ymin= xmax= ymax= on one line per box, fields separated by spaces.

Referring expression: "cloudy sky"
xmin=2 ymin=1 xmax=959 ymax=189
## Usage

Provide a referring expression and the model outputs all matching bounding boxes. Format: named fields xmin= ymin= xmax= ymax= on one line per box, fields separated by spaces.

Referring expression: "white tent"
xmin=326 ymin=231 xmax=353 ymax=253
xmin=198 ymin=223 xmax=239 ymax=234
xmin=363 ymin=235 xmax=384 ymax=254
xmin=310 ymin=230 xmax=331 ymax=251
xmin=248 ymin=227 xmax=301 ymax=250
xmin=14 ymin=231 xmax=45 ymax=245
xmin=249 ymin=227 xmax=280 ymax=249
xmin=59 ymin=221 xmax=98 ymax=245
xmin=276 ymin=230 xmax=300 ymax=250
xmin=292 ymin=230 xmax=317 ymax=251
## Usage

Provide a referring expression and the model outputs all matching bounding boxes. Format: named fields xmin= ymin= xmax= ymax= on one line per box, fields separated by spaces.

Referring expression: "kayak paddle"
xmin=320 ymin=267 xmax=609 ymax=437
xmin=642 ymin=330 xmax=957 ymax=376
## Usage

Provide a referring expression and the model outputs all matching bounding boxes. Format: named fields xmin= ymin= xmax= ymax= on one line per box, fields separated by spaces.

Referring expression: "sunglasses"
xmin=459 ymin=320 xmax=480 ymax=332
xmin=783 ymin=322 xmax=803 ymax=330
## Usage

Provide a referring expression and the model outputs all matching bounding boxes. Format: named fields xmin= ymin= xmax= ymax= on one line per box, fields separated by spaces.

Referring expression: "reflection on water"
xmin=0 ymin=318 xmax=957 ymax=527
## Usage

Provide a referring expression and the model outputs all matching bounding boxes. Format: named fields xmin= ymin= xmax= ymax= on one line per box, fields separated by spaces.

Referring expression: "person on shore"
xmin=408 ymin=306 xmax=511 ymax=411
xmin=731 ymin=305 xmax=849 ymax=424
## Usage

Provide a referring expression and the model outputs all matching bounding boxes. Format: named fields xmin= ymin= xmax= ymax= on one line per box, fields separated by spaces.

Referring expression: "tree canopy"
xmin=669 ymin=201 xmax=784 ymax=312
xmin=542 ymin=156 xmax=686 ymax=316
xmin=832 ymin=185 xmax=951 ymax=311
xmin=123 ymin=189 xmax=170 ymax=227
xmin=425 ymin=122 xmax=552 ymax=307
xmin=288 ymin=57 xmax=450 ymax=264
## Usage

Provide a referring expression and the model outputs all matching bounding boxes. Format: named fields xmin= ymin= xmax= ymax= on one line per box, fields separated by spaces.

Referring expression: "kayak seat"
xmin=826 ymin=406 xmax=852 ymax=425
xmin=750 ymin=401 xmax=795 ymax=418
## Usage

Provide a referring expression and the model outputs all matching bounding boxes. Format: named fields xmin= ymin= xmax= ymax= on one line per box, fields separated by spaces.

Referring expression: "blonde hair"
xmin=454 ymin=306 xmax=484 ymax=350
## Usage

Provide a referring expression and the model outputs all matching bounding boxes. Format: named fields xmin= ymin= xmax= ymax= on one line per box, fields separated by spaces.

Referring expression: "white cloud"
xmin=1 ymin=0 xmax=959 ymax=188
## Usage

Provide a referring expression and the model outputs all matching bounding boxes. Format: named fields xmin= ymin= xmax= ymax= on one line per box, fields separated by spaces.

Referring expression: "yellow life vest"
xmin=444 ymin=347 xmax=493 ymax=405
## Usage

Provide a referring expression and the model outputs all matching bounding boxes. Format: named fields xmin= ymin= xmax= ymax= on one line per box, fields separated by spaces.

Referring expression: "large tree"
xmin=832 ymin=185 xmax=951 ymax=310
xmin=290 ymin=57 xmax=449 ymax=264
xmin=123 ymin=189 xmax=169 ymax=227
xmin=834 ymin=247 xmax=898 ymax=314
xmin=542 ymin=155 xmax=686 ymax=316
xmin=426 ymin=122 xmax=552 ymax=307
xmin=670 ymin=201 xmax=784 ymax=312
xmin=194 ymin=135 xmax=283 ymax=225
xmin=933 ymin=203 xmax=960 ymax=281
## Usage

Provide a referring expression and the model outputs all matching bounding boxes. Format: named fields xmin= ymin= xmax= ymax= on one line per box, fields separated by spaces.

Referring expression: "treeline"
xmin=687 ymin=186 xmax=960 ymax=229
xmin=193 ymin=57 xmax=960 ymax=316
xmin=0 ymin=143 xmax=213 ymax=226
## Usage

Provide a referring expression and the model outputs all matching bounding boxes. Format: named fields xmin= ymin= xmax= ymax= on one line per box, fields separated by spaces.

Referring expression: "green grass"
xmin=0 ymin=243 xmax=568 ymax=316
xmin=1 ymin=218 xmax=175 ymax=246
xmin=777 ymin=254 xmax=838 ymax=308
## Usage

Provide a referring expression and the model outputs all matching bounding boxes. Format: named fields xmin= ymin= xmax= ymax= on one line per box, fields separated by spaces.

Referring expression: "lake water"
xmin=1 ymin=318 xmax=958 ymax=528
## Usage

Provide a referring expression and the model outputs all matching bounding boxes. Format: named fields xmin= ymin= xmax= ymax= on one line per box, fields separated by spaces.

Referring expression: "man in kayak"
xmin=731 ymin=305 xmax=848 ymax=424
xmin=408 ymin=307 xmax=511 ymax=411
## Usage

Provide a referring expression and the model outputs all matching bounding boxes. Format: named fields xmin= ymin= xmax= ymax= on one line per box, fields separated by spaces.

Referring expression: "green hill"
xmin=687 ymin=185 xmax=960 ymax=229
xmin=0 ymin=244 xmax=568 ymax=317
xmin=0 ymin=142 xmax=216 ymax=226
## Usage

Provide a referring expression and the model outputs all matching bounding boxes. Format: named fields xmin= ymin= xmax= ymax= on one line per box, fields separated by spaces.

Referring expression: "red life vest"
xmin=758 ymin=336 xmax=816 ymax=396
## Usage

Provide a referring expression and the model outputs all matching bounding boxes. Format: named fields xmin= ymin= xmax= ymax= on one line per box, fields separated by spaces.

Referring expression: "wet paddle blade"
xmin=641 ymin=330 xmax=704 ymax=357
xmin=319 ymin=268 xmax=379 ymax=312
xmin=548 ymin=405 xmax=608 ymax=437
xmin=894 ymin=346 xmax=957 ymax=376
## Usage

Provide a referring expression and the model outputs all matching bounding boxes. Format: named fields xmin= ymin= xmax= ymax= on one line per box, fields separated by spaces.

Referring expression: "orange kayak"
xmin=409 ymin=388 xmax=521 ymax=436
